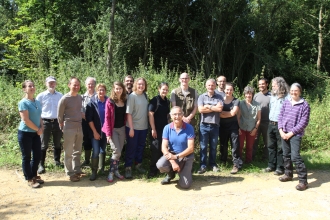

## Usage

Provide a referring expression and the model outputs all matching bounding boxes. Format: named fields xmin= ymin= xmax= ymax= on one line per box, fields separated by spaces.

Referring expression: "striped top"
xmin=278 ymin=98 xmax=310 ymax=137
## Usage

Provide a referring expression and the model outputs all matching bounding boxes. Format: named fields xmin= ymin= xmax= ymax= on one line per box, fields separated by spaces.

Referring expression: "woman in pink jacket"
xmin=102 ymin=81 xmax=127 ymax=182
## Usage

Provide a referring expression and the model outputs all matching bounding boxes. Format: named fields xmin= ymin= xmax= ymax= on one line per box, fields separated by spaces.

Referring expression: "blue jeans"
xmin=18 ymin=130 xmax=41 ymax=180
xmin=91 ymin=132 xmax=107 ymax=158
xmin=282 ymin=135 xmax=307 ymax=184
xmin=199 ymin=123 xmax=219 ymax=168
xmin=125 ymin=127 xmax=148 ymax=167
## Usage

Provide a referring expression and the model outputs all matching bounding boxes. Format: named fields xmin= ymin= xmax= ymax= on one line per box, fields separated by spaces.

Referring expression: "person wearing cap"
xmin=36 ymin=76 xmax=63 ymax=174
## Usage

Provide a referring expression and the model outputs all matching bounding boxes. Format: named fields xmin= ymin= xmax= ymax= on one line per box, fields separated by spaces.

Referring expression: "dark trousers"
xmin=82 ymin=119 xmax=92 ymax=151
xmin=267 ymin=123 xmax=284 ymax=171
xmin=199 ymin=123 xmax=219 ymax=168
xmin=149 ymin=129 xmax=163 ymax=173
xmin=219 ymin=128 xmax=241 ymax=168
xmin=124 ymin=127 xmax=148 ymax=167
xmin=282 ymin=135 xmax=307 ymax=184
xmin=252 ymin=121 xmax=269 ymax=160
xmin=40 ymin=119 xmax=62 ymax=162
xmin=18 ymin=130 xmax=41 ymax=180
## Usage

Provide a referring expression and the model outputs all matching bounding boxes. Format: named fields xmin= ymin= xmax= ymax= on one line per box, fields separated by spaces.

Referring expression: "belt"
xmin=43 ymin=118 xmax=57 ymax=122
xmin=269 ymin=121 xmax=278 ymax=125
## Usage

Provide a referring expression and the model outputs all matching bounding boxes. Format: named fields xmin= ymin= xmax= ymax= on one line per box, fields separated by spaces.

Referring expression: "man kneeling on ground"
xmin=156 ymin=106 xmax=195 ymax=189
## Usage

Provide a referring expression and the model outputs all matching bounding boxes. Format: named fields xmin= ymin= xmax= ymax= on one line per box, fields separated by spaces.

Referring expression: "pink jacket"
xmin=101 ymin=99 xmax=127 ymax=137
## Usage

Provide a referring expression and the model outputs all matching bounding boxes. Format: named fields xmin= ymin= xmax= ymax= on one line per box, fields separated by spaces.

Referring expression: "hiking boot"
xmin=230 ymin=165 xmax=239 ymax=174
xmin=279 ymin=175 xmax=293 ymax=182
xmin=264 ymin=167 xmax=275 ymax=172
xmin=69 ymin=174 xmax=80 ymax=182
xmin=81 ymin=150 xmax=91 ymax=167
xmin=135 ymin=163 xmax=146 ymax=173
xmin=296 ymin=182 xmax=308 ymax=191
xmin=28 ymin=179 xmax=40 ymax=188
xmin=37 ymin=165 xmax=45 ymax=174
xmin=197 ymin=167 xmax=207 ymax=174
xmin=33 ymin=176 xmax=44 ymax=184
xmin=212 ymin=166 xmax=220 ymax=172
xmin=55 ymin=161 xmax=61 ymax=167
xmin=107 ymin=172 xmax=114 ymax=183
xmin=274 ymin=170 xmax=284 ymax=175
xmin=114 ymin=170 xmax=124 ymax=180
xmin=76 ymin=172 xmax=87 ymax=178
xmin=98 ymin=153 xmax=106 ymax=175
xmin=125 ymin=167 xmax=132 ymax=179
xmin=89 ymin=158 xmax=99 ymax=181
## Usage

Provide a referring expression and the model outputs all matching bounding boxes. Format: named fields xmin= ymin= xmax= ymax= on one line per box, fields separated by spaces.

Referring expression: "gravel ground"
xmin=0 ymin=168 xmax=330 ymax=219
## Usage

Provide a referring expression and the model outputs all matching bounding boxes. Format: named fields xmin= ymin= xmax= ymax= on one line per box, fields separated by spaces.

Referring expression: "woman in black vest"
xmin=148 ymin=82 xmax=170 ymax=178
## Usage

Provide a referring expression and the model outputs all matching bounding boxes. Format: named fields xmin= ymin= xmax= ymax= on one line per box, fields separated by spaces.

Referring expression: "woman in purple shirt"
xmin=277 ymin=83 xmax=310 ymax=191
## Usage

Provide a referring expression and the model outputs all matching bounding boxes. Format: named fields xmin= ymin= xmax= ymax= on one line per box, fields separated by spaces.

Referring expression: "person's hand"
xmin=171 ymin=161 xmax=181 ymax=172
xmin=279 ymin=130 xmax=287 ymax=140
xmin=183 ymin=116 xmax=191 ymax=124
xmin=93 ymin=132 xmax=101 ymax=140
xmin=151 ymin=129 xmax=157 ymax=138
xmin=250 ymin=128 xmax=257 ymax=136
xmin=129 ymin=128 xmax=134 ymax=137
xmin=106 ymin=136 xmax=112 ymax=143
xmin=37 ymin=127 xmax=43 ymax=136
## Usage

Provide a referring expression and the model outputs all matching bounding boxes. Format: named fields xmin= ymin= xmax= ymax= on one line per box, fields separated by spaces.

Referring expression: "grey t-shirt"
xmin=253 ymin=91 xmax=271 ymax=122
xmin=57 ymin=93 xmax=82 ymax=129
xmin=126 ymin=92 xmax=149 ymax=130
xmin=238 ymin=100 xmax=261 ymax=131
xmin=198 ymin=92 xmax=223 ymax=125
xmin=215 ymin=89 xmax=225 ymax=98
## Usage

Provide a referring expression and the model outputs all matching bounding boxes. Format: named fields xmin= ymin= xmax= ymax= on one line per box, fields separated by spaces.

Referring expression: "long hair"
xmin=272 ymin=77 xmax=289 ymax=98
xmin=132 ymin=77 xmax=148 ymax=92
xmin=110 ymin=81 xmax=127 ymax=103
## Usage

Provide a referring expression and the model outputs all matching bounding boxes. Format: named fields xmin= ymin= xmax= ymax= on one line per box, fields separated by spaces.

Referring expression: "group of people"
xmin=17 ymin=73 xmax=310 ymax=191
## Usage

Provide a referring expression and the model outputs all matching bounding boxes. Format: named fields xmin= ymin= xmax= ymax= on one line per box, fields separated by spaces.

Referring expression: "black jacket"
xmin=85 ymin=96 xmax=108 ymax=139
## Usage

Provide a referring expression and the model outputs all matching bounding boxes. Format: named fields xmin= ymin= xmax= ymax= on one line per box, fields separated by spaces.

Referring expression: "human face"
xmin=124 ymin=77 xmax=134 ymax=89
xmin=46 ymin=81 xmax=56 ymax=92
xmin=86 ymin=79 xmax=95 ymax=93
xmin=258 ymin=80 xmax=268 ymax=93
xmin=179 ymin=73 xmax=190 ymax=86
xmin=245 ymin=92 xmax=253 ymax=102
xmin=272 ymin=81 xmax=278 ymax=93
xmin=290 ymin=85 xmax=301 ymax=101
xmin=24 ymin=82 xmax=36 ymax=95
xmin=170 ymin=108 xmax=183 ymax=123
xmin=114 ymin=85 xmax=123 ymax=97
xmin=158 ymin=85 xmax=169 ymax=98
xmin=206 ymin=80 xmax=216 ymax=93
xmin=136 ymin=79 xmax=146 ymax=93
xmin=225 ymin=85 xmax=234 ymax=97
xmin=217 ymin=77 xmax=226 ymax=90
xmin=68 ymin=79 xmax=80 ymax=94
xmin=97 ymin=86 xmax=106 ymax=99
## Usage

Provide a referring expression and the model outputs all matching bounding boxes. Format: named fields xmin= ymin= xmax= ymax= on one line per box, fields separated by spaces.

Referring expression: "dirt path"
xmin=1 ymin=168 xmax=330 ymax=220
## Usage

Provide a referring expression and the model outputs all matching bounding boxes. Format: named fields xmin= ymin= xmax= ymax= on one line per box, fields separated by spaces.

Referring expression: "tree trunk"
xmin=107 ymin=0 xmax=116 ymax=75
xmin=317 ymin=5 xmax=323 ymax=71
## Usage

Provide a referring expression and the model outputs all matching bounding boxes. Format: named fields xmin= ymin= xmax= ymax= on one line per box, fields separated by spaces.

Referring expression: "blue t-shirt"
xmin=18 ymin=98 xmax=42 ymax=132
xmin=162 ymin=122 xmax=195 ymax=154
xmin=97 ymin=98 xmax=106 ymax=126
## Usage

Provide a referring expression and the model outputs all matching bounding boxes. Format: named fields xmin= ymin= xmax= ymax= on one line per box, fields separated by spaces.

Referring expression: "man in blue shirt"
xmin=156 ymin=106 xmax=195 ymax=189
xmin=36 ymin=76 xmax=63 ymax=174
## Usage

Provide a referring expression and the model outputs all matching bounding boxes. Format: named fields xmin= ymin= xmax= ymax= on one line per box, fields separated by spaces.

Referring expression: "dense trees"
xmin=0 ymin=0 xmax=329 ymax=89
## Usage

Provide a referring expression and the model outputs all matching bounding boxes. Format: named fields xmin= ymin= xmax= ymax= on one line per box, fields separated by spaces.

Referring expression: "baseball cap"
xmin=46 ymin=76 xmax=56 ymax=83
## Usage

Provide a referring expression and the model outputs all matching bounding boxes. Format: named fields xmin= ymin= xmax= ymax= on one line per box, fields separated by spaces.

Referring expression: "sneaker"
xmin=161 ymin=174 xmax=173 ymax=185
xmin=37 ymin=165 xmax=45 ymax=174
xmin=197 ymin=167 xmax=207 ymax=174
xmin=69 ymin=174 xmax=80 ymax=182
xmin=279 ymin=175 xmax=293 ymax=182
xmin=264 ymin=167 xmax=275 ymax=172
xmin=107 ymin=172 xmax=114 ymax=183
xmin=135 ymin=163 xmax=146 ymax=173
xmin=212 ymin=166 xmax=220 ymax=172
xmin=125 ymin=167 xmax=132 ymax=179
xmin=28 ymin=179 xmax=40 ymax=188
xmin=114 ymin=170 xmax=124 ymax=180
xmin=230 ymin=166 xmax=239 ymax=174
xmin=274 ymin=170 xmax=284 ymax=175
xmin=33 ymin=176 xmax=44 ymax=184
